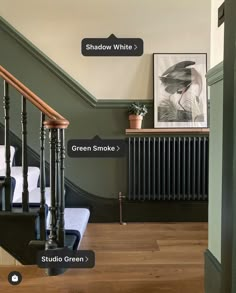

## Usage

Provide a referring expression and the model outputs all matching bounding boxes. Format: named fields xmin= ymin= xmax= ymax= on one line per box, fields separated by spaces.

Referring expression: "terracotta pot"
xmin=129 ymin=115 xmax=143 ymax=129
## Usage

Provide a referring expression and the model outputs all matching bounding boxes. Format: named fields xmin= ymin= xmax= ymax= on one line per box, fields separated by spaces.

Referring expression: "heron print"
xmin=154 ymin=54 xmax=207 ymax=128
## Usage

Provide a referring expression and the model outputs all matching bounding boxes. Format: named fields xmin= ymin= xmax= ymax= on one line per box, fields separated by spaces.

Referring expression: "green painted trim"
xmin=206 ymin=62 xmax=224 ymax=86
xmin=205 ymin=249 xmax=222 ymax=271
xmin=205 ymin=249 xmax=222 ymax=293
xmin=0 ymin=16 xmax=153 ymax=109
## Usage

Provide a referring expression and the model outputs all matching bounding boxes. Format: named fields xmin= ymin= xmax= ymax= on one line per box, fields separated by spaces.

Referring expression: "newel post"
xmin=44 ymin=119 xmax=69 ymax=251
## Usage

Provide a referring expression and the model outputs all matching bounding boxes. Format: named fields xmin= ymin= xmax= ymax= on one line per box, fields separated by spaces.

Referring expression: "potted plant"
xmin=128 ymin=102 xmax=148 ymax=129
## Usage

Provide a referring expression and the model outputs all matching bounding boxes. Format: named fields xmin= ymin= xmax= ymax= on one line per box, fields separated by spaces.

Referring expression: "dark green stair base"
xmin=0 ymin=210 xmax=40 ymax=264
xmin=0 ymin=208 xmax=81 ymax=266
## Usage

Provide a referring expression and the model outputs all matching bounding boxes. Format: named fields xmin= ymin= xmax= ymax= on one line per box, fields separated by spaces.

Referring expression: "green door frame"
xmin=221 ymin=0 xmax=236 ymax=292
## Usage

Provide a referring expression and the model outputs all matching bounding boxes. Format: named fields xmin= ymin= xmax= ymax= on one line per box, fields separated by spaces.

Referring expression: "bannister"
xmin=0 ymin=65 xmax=68 ymax=272
xmin=0 ymin=65 xmax=69 ymax=129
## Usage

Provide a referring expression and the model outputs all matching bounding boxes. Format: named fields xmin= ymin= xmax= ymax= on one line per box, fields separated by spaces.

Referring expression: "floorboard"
xmin=0 ymin=223 xmax=208 ymax=293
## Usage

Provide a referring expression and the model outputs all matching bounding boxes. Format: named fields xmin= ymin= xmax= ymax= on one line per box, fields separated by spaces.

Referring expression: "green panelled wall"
xmin=205 ymin=62 xmax=223 ymax=293
xmin=0 ymin=17 xmax=153 ymax=199
xmin=206 ymin=62 xmax=223 ymax=263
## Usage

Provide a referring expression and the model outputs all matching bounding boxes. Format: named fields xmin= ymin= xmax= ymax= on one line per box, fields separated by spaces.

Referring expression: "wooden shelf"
xmin=126 ymin=128 xmax=210 ymax=135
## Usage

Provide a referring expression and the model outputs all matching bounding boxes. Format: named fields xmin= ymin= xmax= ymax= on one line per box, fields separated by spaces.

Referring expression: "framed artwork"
xmin=153 ymin=53 xmax=207 ymax=128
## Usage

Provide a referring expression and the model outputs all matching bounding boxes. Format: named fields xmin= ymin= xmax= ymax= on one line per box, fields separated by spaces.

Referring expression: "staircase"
xmin=0 ymin=65 xmax=90 ymax=275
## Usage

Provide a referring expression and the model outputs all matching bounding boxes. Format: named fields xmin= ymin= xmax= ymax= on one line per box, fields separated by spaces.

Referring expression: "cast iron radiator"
xmin=127 ymin=136 xmax=209 ymax=201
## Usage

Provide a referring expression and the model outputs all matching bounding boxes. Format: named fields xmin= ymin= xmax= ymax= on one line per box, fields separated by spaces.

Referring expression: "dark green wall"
xmin=0 ymin=18 xmax=153 ymax=199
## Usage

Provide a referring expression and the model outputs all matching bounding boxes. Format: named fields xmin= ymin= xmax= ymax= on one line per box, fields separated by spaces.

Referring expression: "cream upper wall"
xmin=210 ymin=0 xmax=224 ymax=67
xmin=0 ymin=0 xmax=211 ymax=100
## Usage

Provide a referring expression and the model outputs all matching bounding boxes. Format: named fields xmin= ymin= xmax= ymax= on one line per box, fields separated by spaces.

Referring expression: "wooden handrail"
xmin=0 ymin=65 xmax=69 ymax=129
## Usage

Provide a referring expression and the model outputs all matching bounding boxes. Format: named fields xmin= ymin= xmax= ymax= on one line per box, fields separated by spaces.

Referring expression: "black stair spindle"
xmin=39 ymin=113 xmax=46 ymax=240
xmin=55 ymin=129 xmax=61 ymax=232
xmin=3 ymin=81 xmax=11 ymax=211
xmin=58 ymin=129 xmax=65 ymax=247
xmin=21 ymin=96 xmax=29 ymax=212
xmin=46 ymin=128 xmax=58 ymax=250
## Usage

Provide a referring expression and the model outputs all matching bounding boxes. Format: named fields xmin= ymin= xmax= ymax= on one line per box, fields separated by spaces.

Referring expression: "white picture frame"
xmin=153 ymin=53 xmax=208 ymax=128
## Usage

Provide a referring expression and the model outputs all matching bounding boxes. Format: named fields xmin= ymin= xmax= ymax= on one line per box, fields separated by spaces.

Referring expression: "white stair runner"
xmin=0 ymin=145 xmax=15 ymax=169
xmin=47 ymin=208 xmax=90 ymax=241
xmin=0 ymin=166 xmax=40 ymax=200
xmin=13 ymin=187 xmax=51 ymax=204
xmin=0 ymin=146 xmax=40 ymax=199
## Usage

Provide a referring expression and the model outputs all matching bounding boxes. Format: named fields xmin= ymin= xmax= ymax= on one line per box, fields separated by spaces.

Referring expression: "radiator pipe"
xmin=118 ymin=192 xmax=126 ymax=225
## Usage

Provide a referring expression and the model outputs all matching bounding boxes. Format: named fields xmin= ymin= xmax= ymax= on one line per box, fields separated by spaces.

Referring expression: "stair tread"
xmin=0 ymin=146 xmax=15 ymax=169
xmin=0 ymin=166 xmax=40 ymax=202
xmin=13 ymin=186 xmax=51 ymax=204
xmin=46 ymin=208 xmax=90 ymax=243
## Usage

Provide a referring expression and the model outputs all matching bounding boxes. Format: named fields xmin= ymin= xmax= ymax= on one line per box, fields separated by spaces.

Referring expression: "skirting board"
xmin=205 ymin=249 xmax=222 ymax=293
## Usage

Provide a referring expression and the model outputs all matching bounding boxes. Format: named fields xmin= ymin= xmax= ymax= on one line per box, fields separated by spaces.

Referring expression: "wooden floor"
xmin=0 ymin=223 xmax=208 ymax=293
